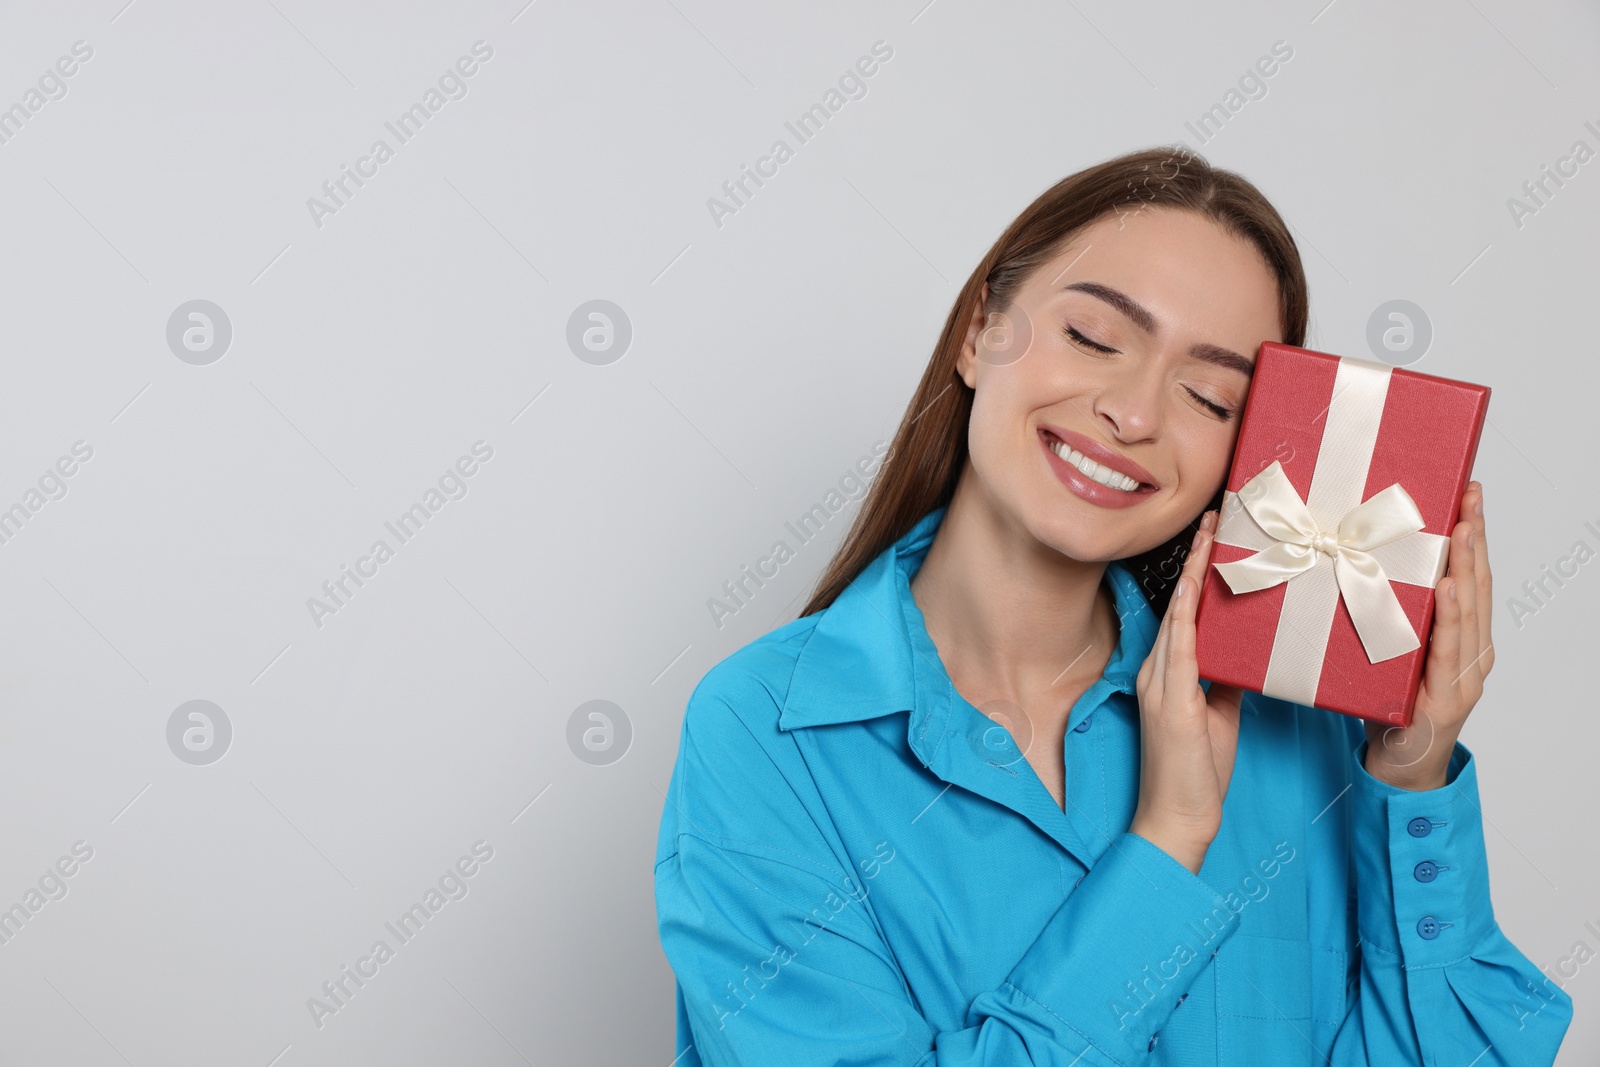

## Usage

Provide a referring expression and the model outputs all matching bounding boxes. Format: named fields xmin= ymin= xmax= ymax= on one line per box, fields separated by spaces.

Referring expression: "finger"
xmin=1205 ymin=684 xmax=1245 ymax=787
xmin=1205 ymin=681 xmax=1246 ymax=718
xmin=1140 ymin=587 xmax=1172 ymax=697
xmin=1164 ymin=575 xmax=1190 ymax=694
xmin=1425 ymin=567 xmax=1463 ymax=705
xmin=1141 ymin=599 xmax=1171 ymax=692
xmin=1158 ymin=518 xmax=1203 ymax=659
xmin=1451 ymin=518 xmax=1482 ymax=693
xmin=1470 ymin=481 xmax=1493 ymax=664
xmin=1164 ymin=526 xmax=1212 ymax=696
xmin=1152 ymin=532 xmax=1200 ymax=678
xmin=1150 ymin=582 xmax=1175 ymax=691
xmin=1152 ymin=515 xmax=1209 ymax=697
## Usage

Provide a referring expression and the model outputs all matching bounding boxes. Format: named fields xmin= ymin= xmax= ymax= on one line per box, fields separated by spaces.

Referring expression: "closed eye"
xmin=1064 ymin=324 xmax=1117 ymax=354
xmin=1186 ymin=387 xmax=1234 ymax=420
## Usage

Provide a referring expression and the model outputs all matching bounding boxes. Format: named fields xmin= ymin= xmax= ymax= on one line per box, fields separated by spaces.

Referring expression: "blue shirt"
xmin=654 ymin=504 xmax=1572 ymax=1065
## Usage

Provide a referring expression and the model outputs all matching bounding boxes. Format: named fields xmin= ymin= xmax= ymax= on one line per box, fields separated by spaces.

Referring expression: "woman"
xmin=653 ymin=147 xmax=1571 ymax=1065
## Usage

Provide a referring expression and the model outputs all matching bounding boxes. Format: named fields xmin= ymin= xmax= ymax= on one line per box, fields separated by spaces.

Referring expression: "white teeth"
xmin=1048 ymin=438 xmax=1142 ymax=492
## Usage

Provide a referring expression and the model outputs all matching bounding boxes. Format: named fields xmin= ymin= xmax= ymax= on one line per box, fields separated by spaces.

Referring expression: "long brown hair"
xmin=798 ymin=145 xmax=1309 ymax=620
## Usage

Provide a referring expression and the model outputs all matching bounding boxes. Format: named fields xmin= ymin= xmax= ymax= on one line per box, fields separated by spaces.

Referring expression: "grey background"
xmin=0 ymin=0 xmax=1595 ymax=1064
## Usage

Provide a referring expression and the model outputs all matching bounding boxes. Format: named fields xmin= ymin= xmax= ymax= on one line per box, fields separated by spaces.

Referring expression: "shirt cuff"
xmin=994 ymin=831 xmax=1242 ymax=1062
xmin=1348 ymin=738 xmax=1494 ymax=965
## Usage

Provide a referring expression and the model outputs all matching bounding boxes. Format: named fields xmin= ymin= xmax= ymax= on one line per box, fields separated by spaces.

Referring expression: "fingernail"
xmin=1474 ymin=493 xmax=1483 ymax=516
xmin=1175 ymin=577 xmax=1188 ymax=600
xmin=1448 ymin=581 xmax=1457 ymax=601
xmin=1204 ymin=510 xmax=1217 ymax=532
xmin=1467 ymin=528 xmax=1476 ymax=549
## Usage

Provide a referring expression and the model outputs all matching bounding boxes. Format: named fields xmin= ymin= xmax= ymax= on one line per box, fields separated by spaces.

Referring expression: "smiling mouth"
xmin=1040 ymin=430 xmax=1157 ymax=493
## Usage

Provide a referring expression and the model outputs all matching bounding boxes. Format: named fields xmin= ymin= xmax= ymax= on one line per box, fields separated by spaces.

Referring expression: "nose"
xmin=1090 ymin=361 xmax=1163 ymax=442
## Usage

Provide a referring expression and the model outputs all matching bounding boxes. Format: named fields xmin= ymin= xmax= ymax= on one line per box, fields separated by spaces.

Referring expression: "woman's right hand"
xmin=1128 ymin=509 xmax=1246 ymax=875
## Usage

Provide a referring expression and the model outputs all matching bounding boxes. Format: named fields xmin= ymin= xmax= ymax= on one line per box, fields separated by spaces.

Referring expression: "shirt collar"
xmin=777 ymin=504 xmax=1160 ymax=732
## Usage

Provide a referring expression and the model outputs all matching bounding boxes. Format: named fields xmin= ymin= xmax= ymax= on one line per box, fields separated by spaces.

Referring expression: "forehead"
xmin=1030 ymin=208 xmax=1282 ymax=337
xmin=1045 ymin=208 xmax=1264 ymax=274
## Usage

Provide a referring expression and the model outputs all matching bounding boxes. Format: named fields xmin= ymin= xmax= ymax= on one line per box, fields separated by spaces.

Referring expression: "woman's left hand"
xmin=1363 ymin=480 xmax=1492 ymax=791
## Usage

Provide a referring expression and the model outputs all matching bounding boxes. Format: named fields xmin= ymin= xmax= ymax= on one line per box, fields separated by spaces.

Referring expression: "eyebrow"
xmin=1062 ymin=280 xmax=1255 ymax=377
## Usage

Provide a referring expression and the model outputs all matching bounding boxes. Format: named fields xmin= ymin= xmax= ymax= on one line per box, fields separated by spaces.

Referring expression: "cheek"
xmin=969 ymin=363 xmax=1042 ymax=440
xmin=1173 ymin=427 xmax=1237 ymax=499
xmin=966 ymin=362 xmax=1069 ymax=480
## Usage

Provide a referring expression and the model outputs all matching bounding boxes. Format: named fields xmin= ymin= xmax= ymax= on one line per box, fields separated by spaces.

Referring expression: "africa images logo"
xmin=306 ymin=41 xmax=495 ymax=229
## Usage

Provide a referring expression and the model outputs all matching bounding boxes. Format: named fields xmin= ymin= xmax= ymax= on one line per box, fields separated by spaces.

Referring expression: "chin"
xmin=1026 ymin=512 xmax=1125 ymax=564
xmin=1033 ymin=501 xmax=1185 ymax=564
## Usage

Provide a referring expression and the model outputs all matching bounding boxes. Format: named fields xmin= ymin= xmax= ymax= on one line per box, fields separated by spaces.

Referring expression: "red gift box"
xmin=1193 ymin=342 xmax=1489 ymax=727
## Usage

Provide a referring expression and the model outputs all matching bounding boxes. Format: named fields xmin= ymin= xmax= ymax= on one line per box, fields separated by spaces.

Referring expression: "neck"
xmin=909 ymin=467 xmax=1118 ymax=719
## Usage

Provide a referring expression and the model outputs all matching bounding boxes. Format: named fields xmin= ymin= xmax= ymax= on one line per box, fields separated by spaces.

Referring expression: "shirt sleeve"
xmin=654 ymin=681 xmax=1248 ymax=1066
xmin=1325 ymin=730 xmax=1573 ymax=1065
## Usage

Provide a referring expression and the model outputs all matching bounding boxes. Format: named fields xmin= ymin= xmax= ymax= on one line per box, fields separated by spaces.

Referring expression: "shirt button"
xmin=1407 ymin=817 xmax=1434 ymax=838
xmin=1148 ymin=1032 xmax=1159 ymax=1051
xmin=1073 ymin=714 xmax=1094 ymax=733
xmin=1414 ymin=860 xmax=1439 ymax=883
xmin=1417 ymin=915 xmax=1443 ymax=940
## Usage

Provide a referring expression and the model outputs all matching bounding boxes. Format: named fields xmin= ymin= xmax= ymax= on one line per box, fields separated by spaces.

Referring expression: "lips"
xmin=1037 ymin=425 xmax=1159 ymax=490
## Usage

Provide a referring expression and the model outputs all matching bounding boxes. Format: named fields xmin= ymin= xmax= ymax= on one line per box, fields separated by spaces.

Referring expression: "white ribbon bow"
xmin=1212 ymin=461 xmax=1437 ymax=665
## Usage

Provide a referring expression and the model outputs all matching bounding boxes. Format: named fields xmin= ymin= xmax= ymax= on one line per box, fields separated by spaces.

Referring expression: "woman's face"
xmin=955 ymin=206 xmax=1285 ymax=562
